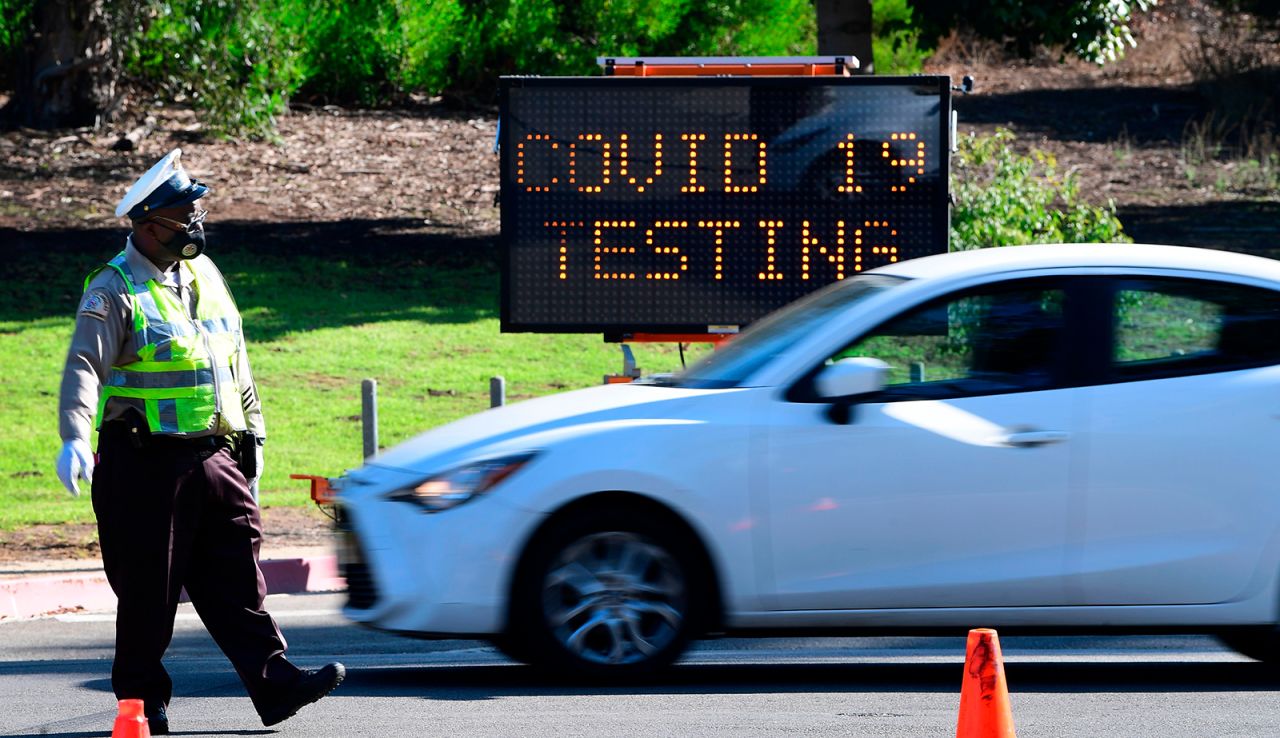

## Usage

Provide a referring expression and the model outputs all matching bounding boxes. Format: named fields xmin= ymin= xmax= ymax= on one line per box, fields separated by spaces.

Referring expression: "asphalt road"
xmin=2 ymin=593 xmax=1278 ymax=737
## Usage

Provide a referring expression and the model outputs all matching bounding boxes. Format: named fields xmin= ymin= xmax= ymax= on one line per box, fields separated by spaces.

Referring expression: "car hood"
xmin=363 ymin=383 xmax=735 ymax=477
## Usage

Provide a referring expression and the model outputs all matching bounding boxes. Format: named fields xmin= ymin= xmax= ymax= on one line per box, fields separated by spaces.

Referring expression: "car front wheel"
xmin=510 ymin=508 xmax=703 ymax=677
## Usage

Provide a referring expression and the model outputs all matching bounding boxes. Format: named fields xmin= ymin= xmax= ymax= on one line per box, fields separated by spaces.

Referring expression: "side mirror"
xmin=814 ymin=357 xmax=889 ymax=400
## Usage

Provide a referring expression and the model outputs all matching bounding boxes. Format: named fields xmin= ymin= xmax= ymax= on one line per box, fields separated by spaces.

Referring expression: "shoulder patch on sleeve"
xmin=78 ymin=290 xmax=111 ymax=322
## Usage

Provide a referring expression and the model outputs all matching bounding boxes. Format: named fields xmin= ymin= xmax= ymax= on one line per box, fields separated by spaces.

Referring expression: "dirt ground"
xmin=2 ymin=0 xmax=1277 ymax=560
xmin=0 ymin=505 xmax=336 ymax=563
xmin=2 ymin=1 xmax=1275 ymax=244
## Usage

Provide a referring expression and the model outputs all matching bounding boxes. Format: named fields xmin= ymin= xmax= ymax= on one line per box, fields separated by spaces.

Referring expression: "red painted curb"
xmin=260 ymin=555 xmax=345 ymax=595
xmin=0 ymin=555 xmax=344 ymax=621
xmin=0 ymin=571 xmax=116 ymax=621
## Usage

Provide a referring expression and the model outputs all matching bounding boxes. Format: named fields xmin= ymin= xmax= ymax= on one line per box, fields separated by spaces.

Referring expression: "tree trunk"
xmin=3 ymin=0 xmax=117 ymax=129
xmin=815 ymin=0 xmax=874 ymax=74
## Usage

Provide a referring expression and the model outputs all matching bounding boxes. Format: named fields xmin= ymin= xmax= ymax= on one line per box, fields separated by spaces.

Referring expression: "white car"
xmin=333 ymin=243 xmax=1280 ymax=675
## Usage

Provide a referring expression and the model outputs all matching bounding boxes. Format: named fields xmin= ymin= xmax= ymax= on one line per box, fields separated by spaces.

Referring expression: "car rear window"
xmin=1111 ymin=278 xmax=1280 ymax=380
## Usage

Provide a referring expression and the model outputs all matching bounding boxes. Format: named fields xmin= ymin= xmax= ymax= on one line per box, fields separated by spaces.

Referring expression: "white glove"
xmin=249 ymin=441 xmax=264 ymax=500
xmin=56 ymin=439 xmax=94 ymax=497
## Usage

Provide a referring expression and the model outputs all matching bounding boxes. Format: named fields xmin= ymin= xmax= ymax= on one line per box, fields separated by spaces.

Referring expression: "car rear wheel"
xmin=510 ymin=508 xmax=704 ymax=677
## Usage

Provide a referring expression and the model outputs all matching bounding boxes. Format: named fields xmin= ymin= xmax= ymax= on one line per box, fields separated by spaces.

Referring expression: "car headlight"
xmin=385 ymin=452 xmax=538 ymax=513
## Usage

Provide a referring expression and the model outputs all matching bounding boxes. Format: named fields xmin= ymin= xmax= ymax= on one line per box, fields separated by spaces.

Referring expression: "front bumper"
xmin=336 ymin=487 xmax=545 ymax=636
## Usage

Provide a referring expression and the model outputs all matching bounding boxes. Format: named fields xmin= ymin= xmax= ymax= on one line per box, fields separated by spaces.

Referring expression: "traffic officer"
xmin=55 ymin=149 xmax=343 ymax=734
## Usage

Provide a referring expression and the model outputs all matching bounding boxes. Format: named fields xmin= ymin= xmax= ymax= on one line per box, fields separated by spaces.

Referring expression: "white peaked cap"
xmin=115 ymin=148 xmax=210 ymax=219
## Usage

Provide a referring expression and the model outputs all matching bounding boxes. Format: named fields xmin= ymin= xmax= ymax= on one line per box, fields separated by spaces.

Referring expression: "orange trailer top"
xmin=598 ymin=55 xmax=858 ymax=78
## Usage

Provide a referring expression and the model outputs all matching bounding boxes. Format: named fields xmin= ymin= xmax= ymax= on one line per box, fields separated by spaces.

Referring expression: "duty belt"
xmin=103 ymin=415 xmax=228 ymax=450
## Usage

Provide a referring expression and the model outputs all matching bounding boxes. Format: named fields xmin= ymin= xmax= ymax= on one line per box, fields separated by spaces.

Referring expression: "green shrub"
xmin=912 ymin=0 xmax=1156 ymax=64
xmin=124 ymin=0 xmax=309 ymax=139
xmin=0 ymin=0 xmax=30 ymax=53
xmin=873 ymin=0 xmax=931 ymax=75
xmin=399 ymin=0 xmax=816 ymax=97
xmin=951 ymin=129 xmax=1130 ymax=249
xmin=294 ymin=0 xmax=405 ymax=106
xmin=0 ymin=0 xmax=32 ymax=88
xmin=116 ymin=0 xmax=815 ymax=136
xmin=395 ymin=0 xmax=485 ymax=96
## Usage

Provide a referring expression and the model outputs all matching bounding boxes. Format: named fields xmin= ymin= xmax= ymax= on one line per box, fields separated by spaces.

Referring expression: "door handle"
xmin=1002 ymin=430 xmax=1069 ymax=448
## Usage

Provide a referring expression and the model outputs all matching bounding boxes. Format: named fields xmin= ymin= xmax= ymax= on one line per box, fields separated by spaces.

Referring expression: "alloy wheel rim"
xmin=541 ymin=531 xmax=687 ymax=665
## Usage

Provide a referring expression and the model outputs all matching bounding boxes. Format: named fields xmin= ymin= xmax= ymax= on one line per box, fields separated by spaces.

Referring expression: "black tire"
xmin=508 ymin=505 xmax=707 ymax=679
xmin=1219 ymin=628 xmax=1280 ymax=662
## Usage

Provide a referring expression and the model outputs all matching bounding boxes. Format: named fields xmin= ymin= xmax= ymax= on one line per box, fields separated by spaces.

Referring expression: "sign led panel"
xmin=500 ymin=76 xmax=951 ymax=335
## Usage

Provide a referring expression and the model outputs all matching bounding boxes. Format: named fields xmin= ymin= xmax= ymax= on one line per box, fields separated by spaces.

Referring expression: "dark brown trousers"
xmin=91 ymin=422 xmax=300 ymax=714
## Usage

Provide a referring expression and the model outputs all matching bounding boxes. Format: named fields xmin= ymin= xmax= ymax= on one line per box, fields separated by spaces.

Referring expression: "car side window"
xmin=824 ymin=280 xmax=1069 ymax=400
xmin=1112 ymin=279 xmax=1280 ymax=380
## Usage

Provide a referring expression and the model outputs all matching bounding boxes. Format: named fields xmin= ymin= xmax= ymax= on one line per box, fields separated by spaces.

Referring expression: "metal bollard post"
xmin=361 ymin=378 xmax=379 ymax=460
xmin=490 ymin=376 xmax=506 ymax=408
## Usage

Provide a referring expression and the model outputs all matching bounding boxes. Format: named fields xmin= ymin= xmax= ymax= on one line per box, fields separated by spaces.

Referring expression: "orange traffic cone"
xmin=111 ymin=699 xmax=151 ymax=738
xmin=956 ymin=628 xmax=1016 ymax=738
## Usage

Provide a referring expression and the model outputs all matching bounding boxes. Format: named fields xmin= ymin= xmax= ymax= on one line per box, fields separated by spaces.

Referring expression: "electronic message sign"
xmin=500 ymin=75 xmax=951 ymax=335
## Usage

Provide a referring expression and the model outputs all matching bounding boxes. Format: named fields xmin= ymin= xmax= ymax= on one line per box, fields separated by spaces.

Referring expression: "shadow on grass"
xmin=955 ymin=83 xmax=1206 ymax=145
xmin=956 ymin=65 xmax=1280 ymax=151
xmin=0 ymin=218 xmax=500 ymax=340
xmin=8 ymin=205 xmax=1277 ymax=337
xmin=1117 ymin=200 xmax=1280 ymax=255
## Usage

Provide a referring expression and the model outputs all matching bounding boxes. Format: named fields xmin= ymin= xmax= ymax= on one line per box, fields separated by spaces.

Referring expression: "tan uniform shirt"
xmin=58 ymin=237 xmax=266 ymax=444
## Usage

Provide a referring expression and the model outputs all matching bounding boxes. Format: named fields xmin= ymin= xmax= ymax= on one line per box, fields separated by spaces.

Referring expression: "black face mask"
xmin=168 ymin=223 xmax=206 ymax=260
xmin=155 ymin=220 xmax=206 ymax=260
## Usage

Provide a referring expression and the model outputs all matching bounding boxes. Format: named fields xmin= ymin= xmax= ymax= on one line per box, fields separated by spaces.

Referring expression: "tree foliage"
xmin=122 ymin=0 xmax=308 ymax=138
xmin=397 ymin=0 xmax=815 ymax=98
xmin=1 ymin=0 xmax=813 ymax=135
xmin=871 ymin=0 xmax=931 ymax=75
xmin=0 ymin=0 xmax=1166 ymax=134
xmin=0 ymin=0 xmax=26 ymax=55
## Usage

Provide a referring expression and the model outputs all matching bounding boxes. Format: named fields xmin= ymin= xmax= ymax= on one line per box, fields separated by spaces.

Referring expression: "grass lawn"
xmin=0 ymin=225 xmax=707 ymax=530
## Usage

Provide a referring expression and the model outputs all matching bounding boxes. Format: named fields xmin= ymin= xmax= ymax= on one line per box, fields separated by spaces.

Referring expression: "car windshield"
xmin=648 ymin=274 xmax=909 ymax=389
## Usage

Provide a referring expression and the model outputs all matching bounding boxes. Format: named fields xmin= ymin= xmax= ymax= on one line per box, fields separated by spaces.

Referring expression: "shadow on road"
xmin=340 ymin=659 xmax=1280 ymax=701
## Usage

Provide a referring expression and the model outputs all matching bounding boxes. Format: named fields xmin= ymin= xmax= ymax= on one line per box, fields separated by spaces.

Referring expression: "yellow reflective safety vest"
xmin=87 ymin=251 xmax=247 ymax=436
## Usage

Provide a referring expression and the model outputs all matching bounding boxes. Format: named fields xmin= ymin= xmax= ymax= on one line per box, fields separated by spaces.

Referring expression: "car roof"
xmin=874 ymin=243 xmax=1280 ymax=284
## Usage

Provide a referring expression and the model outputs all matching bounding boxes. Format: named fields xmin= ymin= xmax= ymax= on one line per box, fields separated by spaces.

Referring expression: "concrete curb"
xmin=0 ymin=555 xmax=344 ymax=621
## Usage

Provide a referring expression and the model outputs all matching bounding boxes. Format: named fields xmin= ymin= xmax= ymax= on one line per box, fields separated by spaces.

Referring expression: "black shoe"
xmin=145 ymin=705 xmax=169 ymax=735
xmin=258 ymin=662 xmax=345 ymax=727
